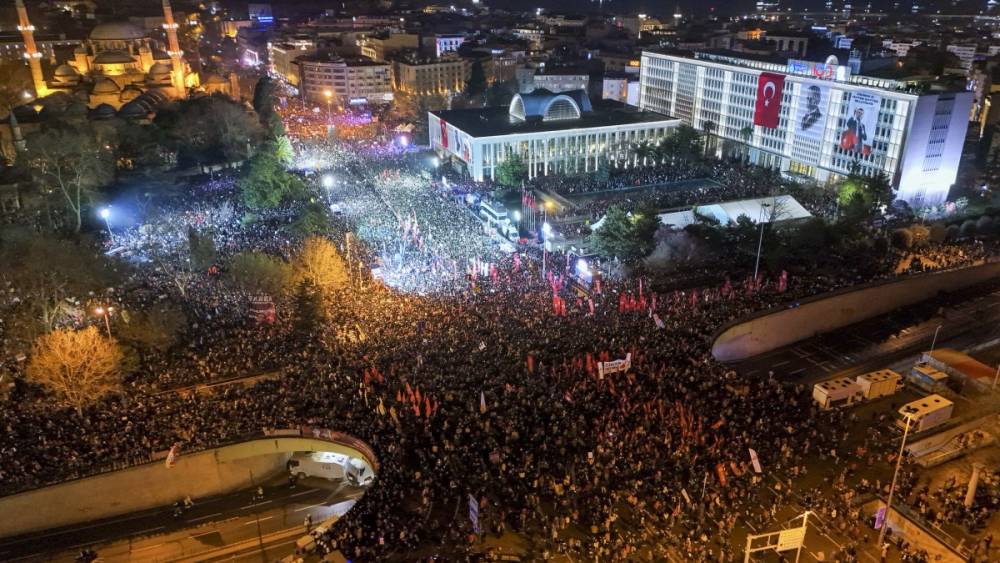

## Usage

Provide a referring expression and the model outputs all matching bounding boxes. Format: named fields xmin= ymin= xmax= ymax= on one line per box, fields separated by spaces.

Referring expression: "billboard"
xmin=795 ymin=83 xmax=829 ymax=142
xmin=838 ymin=91 xmax=881 ymax=156
xmin=787 ymin=59 xmax=851 ymax=82
xmin=753 ymin=72 xmax=786 ymax=129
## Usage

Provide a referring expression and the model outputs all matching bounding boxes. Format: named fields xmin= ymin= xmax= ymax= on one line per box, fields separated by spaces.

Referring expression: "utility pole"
xmin=753 ymin=202 xmax=771 ymax=281
xmin=248 ymin=469 xmax=267 ymax=561
xmin=879 ymin=414 xmax=912 ymax=545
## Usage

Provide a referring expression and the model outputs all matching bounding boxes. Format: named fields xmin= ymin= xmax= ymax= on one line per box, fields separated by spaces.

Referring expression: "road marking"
xmin=191 ymin=529 xmax=219 ymax=538
xmin=135 ymin=526 xmax=165 ymax=535
xmin=241 ymin=500 xmax=272 ymax=510
xmin=290 ymin=488 xmax=319 ymax=498
xmin=188 ymin=512 xmax=223 ymax=523
xmin=244 ymin=516 xmax=274 ymax=525
xmin=130 ymin=542 xmax=165 ymax=552
xmin=295 ymin=502 xmax=325 ymax=512
xmin=790 ymin=368 xmax=806 ymax=375
xmin=773 ymin=360 xmax=791 ymax=367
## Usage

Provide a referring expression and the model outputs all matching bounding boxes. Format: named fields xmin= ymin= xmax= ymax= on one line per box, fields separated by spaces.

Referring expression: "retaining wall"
xmin=0 ymin=431 xmax=376 ymax=539
xmin=712 ymin=261 xmax=1000 ymax=362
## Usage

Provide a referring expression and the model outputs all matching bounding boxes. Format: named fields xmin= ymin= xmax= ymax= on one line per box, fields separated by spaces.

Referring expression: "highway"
xmin=732 ymin=283 xmax=1000 ymax=385
xmin=0 ymin=476 xmax=367 ymax=562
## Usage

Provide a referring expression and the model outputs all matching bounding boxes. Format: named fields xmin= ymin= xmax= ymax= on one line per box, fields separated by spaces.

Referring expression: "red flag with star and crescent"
xmin=753 ymin=72 xmax=785 ymax=129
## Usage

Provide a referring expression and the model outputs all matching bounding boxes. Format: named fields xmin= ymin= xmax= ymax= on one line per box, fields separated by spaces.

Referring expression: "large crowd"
xmin=1 ymin=131 xmax=998 ymax=562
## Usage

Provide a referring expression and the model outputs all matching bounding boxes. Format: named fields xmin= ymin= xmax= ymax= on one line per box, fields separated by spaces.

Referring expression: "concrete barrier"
xmin=712 ymin=261 xmax=1000 ymax=362
xmin=0 ymin=429 xmax=376 ymax=539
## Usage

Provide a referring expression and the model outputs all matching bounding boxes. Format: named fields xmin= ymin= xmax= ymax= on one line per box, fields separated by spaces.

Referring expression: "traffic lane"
xmin=0 ymin=478 xmax=333 ymax=560
xmin=733 ymin=288 xmax=1000 ymax=384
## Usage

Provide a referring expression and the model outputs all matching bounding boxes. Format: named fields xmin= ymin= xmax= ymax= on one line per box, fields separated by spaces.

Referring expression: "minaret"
xmin=15 ymin=0 xmax=48 ymax=98
xmin=161 ymin=0 xmax=186 ymax=93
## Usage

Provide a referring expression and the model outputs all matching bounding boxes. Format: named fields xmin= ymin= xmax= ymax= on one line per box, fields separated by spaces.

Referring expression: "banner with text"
xmin=598 ymin=353 xmax=632 ymax=379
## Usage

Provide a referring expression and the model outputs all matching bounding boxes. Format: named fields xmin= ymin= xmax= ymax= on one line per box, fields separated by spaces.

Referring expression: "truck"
xmin=897 ymin=394 xmax=954 ymax=433
xmin=856 ymin=369 xmax=902 ymax=400
xmin=812 ymin=376 xmax=864 ymax=410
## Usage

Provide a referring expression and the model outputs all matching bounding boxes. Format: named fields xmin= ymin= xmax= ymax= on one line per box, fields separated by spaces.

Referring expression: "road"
xmin=733 ymin=283 xmax=1000 ymax=385
xmin=0 ymin=476 xmax=367 ymax=562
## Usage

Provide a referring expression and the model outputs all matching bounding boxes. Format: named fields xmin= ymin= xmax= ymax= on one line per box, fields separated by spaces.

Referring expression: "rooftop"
xmin=431 ymin=99 xmax=675 ymax=138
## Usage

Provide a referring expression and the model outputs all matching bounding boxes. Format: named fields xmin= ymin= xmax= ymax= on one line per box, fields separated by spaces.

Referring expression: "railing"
xmin=1 ymin=426 xmax=379 ymax=498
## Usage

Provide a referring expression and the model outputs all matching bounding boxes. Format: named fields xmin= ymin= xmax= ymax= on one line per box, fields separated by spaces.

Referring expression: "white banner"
xmin=749 ymin=448 xmax=762 ymax=474
xmin=598 ymin=353 xmax=631 ymax=379
xmin=777 ymin=526 xmax=806 ymax=551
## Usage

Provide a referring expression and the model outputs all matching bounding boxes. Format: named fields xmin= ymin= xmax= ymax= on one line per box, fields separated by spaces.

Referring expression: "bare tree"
xmin=26 ymin=327 xmax=124 ymax=413
xmin=24 ymin=124 xmax=114 ymax=232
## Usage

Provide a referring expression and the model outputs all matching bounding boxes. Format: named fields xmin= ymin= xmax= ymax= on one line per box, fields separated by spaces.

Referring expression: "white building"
xmin=296 ymin=53 xmax=393 ymax=106
xmin=945 ymin=44 xmax=977 ymax=69
xmin=639 ymin=50 xmax=973 ymax=206
xmin=429 ymin=90 xmax=679 ymax=181
xmin=431 ymin=34 xmax=465 ymax=58
xmin=602 ymin=74 xmax=640 ymax=106
xmin=533 ymin=72 xmax=590 ymax=94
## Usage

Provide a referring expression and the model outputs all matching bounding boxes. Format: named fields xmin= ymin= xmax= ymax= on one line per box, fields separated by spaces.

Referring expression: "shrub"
xmin=891 ymin=228 xmax=914 ymax=249
xmin=909 ymin=225 xmax=930 ymax=248
xmin=945 ymin=224 xmax=960 ymax=241
xmin=928 ymin=223 xmax=947 ymax=243
xmin=960 ymin=219 xmax=977 ymax=238
xmin=976 ymin=216 xmax=995 ymax=235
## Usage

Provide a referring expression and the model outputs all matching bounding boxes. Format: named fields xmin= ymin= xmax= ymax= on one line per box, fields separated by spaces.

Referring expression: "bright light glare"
xmin=431 ymin=157 xmax=440 ymax=167
xmin=512 ymin=210 xmax=521 ymax=221
xmin=99 ymin=207 xmax=111 ymax=220
xmin=576 ymin=259 xmax=589 ymax=273
xmin=321 ymin=175 xmax=335 ymax=189
xmin=542 ymin=222 xmax=552 ymax=238
xmin=397 ymin=135 xmax=409 ymax=147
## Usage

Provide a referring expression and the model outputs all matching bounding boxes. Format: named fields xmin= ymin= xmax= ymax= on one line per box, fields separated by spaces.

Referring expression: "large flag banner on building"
xmin=839 ymin=91 xmax=881 ymax=156
xmin=468 ymin=494 xmax=480 ymax=534
xmin=753 ymin=72 xmax=786 ymax=128
xmin=440 ymin=118 xmax=449 ymax=149
xmin=598 ymin=353 xmax=632 ymax=379
xmin=795 ymin=83 xmax=829 ymax=142
xmin=749 ymin=448 xmax=763 ymax=473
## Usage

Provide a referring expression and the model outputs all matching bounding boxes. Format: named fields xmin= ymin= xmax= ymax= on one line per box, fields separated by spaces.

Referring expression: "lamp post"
xmin=541 ymin=202 xmax=554 ymax=276
xmin=929 ymin=324 xmax=942 ymax=356
xmin=93 ymin=305 xmax=113 ymax=338
xmin=753 ymin=202 xmax=771 ymax=281
xmin=99 ymin=207 xmax=114 ymax=244
xmin=879 ymin=413 xmax=912 ymax=545
xmin=323 ymin=89 xmax=333 ymax=136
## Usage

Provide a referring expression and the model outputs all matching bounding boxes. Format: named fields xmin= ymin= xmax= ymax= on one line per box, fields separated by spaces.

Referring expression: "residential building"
xmin=639 ymin=50 xmax=973 ymax=207
xmin=360 ymin=32 xmax=419 ymax=62
xmin=393 ymin=54 xmax=469 ymax=95
xmin=945 ymin=44 xmax=977 ymax=69
xmin=603 ymin=73 xmax=640 ymax=106
xmin=426 ymin=34 xmax=466 ymax=58
xmin=533 ymin=71 xmax=589 ymax=93
xmin=269 ymin=39 xmax=316 ymax=86
xmin=297 ymin=53 xmax=393 ymax=106
xmin=429 ymin=89 xmax=679 ymax=181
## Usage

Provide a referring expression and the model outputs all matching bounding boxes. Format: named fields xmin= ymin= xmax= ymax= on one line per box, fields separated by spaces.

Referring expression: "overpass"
xmin=0 ymin=427 xmax=377 ymax=539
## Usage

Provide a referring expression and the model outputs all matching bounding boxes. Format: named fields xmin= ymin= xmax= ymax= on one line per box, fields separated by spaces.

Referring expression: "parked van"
xmin=812 ymin=376 xmax=864 ymax=410
xmin=897 ymin=394 xmax=954 ymax=433
xmin=287 ymin=451 xmax=349 ymax=481
xmin=856 ymin=369 xmax=902 ymax=400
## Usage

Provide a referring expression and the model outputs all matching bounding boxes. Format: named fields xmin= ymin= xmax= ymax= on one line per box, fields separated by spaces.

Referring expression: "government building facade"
xmin=639 ymin=50 xmax=973 ymax=207
xmin=429 ymin=89 xmax=679 ymax=182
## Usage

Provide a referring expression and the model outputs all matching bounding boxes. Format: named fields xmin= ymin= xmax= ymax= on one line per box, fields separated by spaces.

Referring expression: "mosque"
xmin=14 ymin=0 xmax=238 ymax=109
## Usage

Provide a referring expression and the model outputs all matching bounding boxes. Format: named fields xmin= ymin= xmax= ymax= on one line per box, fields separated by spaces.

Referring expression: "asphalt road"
xmin=0 ymin=476 xmax=367 ymax=562
xmin=732 ymin=284 xmax=1000 ymax=385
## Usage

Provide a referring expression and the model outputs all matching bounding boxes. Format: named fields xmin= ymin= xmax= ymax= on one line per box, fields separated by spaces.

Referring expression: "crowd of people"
xmin=2 ymin=128 xmax=999 ymax=562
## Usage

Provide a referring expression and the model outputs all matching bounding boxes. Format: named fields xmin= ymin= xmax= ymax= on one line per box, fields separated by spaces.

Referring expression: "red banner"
xmin=753 ymin=72 xmax=785 ymax=129
xmin=440 ymin=118 xmax=449 ymax=149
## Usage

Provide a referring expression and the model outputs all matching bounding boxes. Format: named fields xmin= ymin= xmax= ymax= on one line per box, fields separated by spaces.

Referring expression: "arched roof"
xmin=93 ymin=50 xmax=136 ymax=65
xmin=92 ymin=77 xmax=121 ymax=95
xmin=54 ymin=64 xmax=79 ymax=78
xmin=508 ymin=89 xmax=592 ymax=123
xmin=148 ymin=62 xmax=171 ymax=76
xmin=89 ymin=22 xmax=146 ymax=41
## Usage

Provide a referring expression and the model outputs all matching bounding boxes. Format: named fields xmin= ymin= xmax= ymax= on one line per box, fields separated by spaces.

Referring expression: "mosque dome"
xmin=120 ymin=85 xmax=143 ymax=103
xmin=53 ymin=64 xmax=80 ymax=84
xmin=89 ymin=22 xmax=146 ymax=41
xmin=93 ymin=50 xmax=136 ymax=65
xmin=91 ymin=103 xmax=117 ymax=119
xmin=149 ymin=62 xmax=171 ymax=76
xmin=92 ymin=77 xmax=121 ymax=95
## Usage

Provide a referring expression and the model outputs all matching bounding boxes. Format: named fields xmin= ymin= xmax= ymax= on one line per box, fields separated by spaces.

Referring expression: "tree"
xmin=291 ymin=201 xmax=330 ymax=235
xmin=252 ymin=75 xmax=284 ymax=138
xmin=24 ymin=124 xmax=114 ymax=232
xmin=241 ymin=151 xmax=305 ymax=209
xmin=274 ymin=135 xmax=295 ymax=167
xmin=702 ymin=120 xmax=717 ymax=157
xmin=392 ymin=90 xmax=447 ymax=141
xmin=116 ymin=304 xmax=187 ymax=354
xmin=227 ymin=251 xmax=293 ymax=296
xmin=495 ymin=153 xmax=528 ymax=187
xmin=291 ymin=279 xmax=326 ymax=334
xmin=187 ymin=226 xmax=217 ymax=271
xmin=294 ymin=236 xmax=349 ymax=294
xmin=156 ymin=95 xmax=263 ymax=166
xmin=465 ymin=60 xmax=487 ymax=100
xmin=485 ymin=79 xmax=517 ymax=107
xmin=26 ymin=327 xmax=124 ymax=413
xmin=590 ymin=205 xmax=662 ymax=262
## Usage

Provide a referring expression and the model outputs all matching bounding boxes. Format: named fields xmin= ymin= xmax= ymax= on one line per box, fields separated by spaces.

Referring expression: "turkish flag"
xmin=753 ymin=72 xmax=785 ymax=129
xmin=440 ymin=118 xmax=449 ymax=149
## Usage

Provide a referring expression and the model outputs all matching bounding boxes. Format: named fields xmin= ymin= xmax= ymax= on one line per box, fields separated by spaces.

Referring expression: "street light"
xmin=93 ymin=305 xmax=113 ymax=337
xmin=323 ymin=90 xmax=333 ymax=136
xmin=879 ymin=412 xmax=913 ymax=545
xmin=753 ymin=202 xmax=771 ymax=281
xmin=929 ymin=324 xmax=942 ymax=356
xmin=541 ymin=221 xmax=552 ymax=276
xmin=99 ymin=207 xmax=114 ymax=244
xmin=321 ymin=175 xmax=335 ymax=189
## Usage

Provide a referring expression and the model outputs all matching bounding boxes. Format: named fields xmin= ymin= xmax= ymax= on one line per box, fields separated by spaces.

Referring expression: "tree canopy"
xmin=26 ymin=327 xmax=124 ymax=412
xmin=241 ymin=151 xmax=305 ymax=209
xmin=590 ymin=206 xmax=662 ymax=262
xmin=496 ymin=153 xmax=528 ymax=187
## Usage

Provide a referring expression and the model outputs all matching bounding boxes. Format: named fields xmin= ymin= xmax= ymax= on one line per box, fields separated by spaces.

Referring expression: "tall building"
xmin=392 ymin=54 xmax=469 ymax=96
xmin=14 ymin=0 xmax=47 ymax=97
xmin=639 ymin=50 xmax=973 ymax=207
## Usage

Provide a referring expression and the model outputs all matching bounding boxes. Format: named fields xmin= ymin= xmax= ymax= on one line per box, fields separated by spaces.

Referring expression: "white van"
xmin=287 ymin=451 xmax=348 ymax=481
